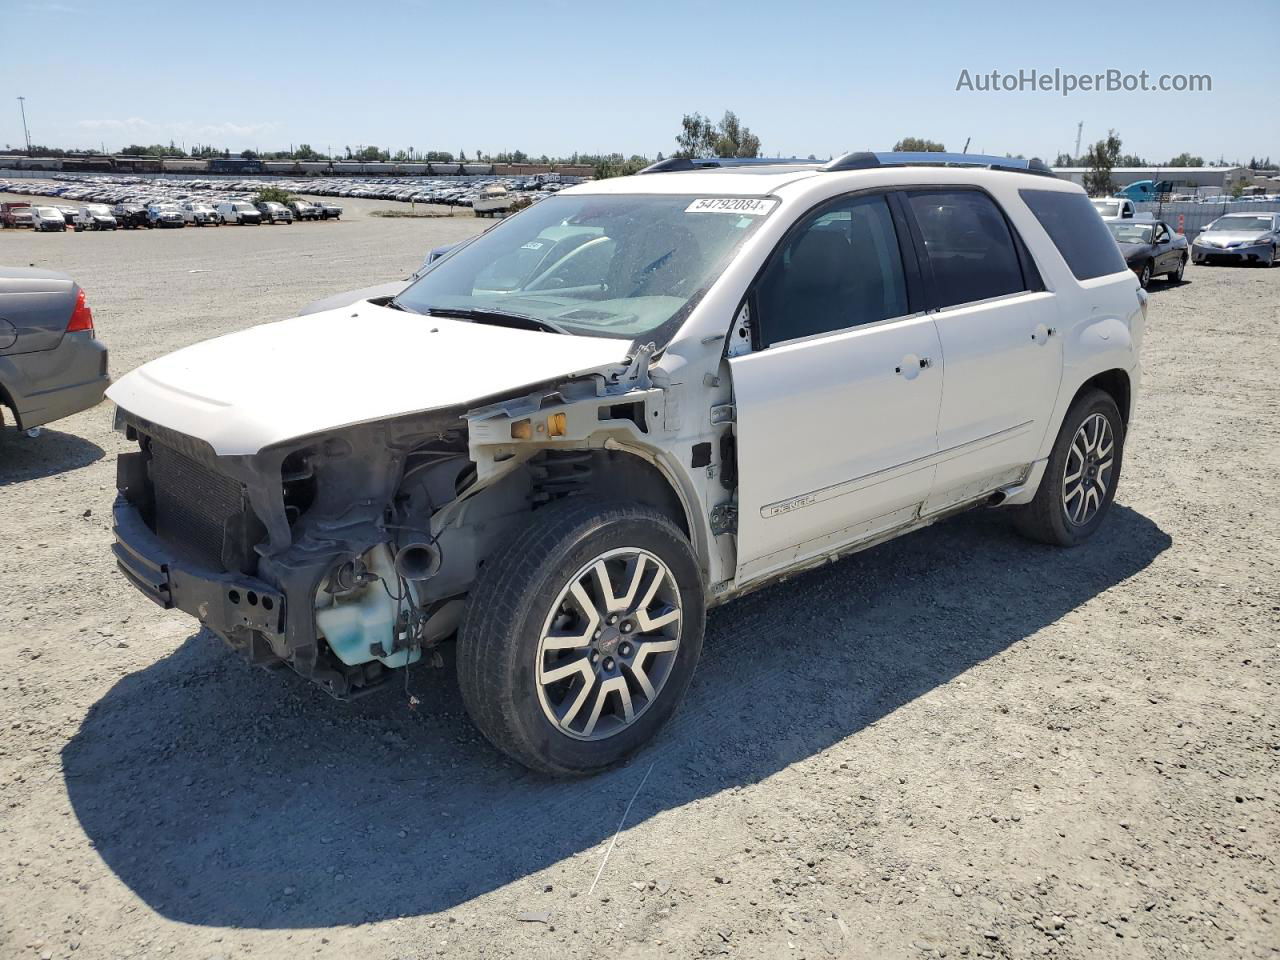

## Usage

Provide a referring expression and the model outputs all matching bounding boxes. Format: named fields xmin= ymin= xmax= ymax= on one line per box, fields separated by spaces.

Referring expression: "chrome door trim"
xmin=760 ymin=419 xmax=1034 ymax=519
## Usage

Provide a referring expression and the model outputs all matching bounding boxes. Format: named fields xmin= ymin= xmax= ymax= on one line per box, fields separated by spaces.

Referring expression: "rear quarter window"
xmin=1020 ymin=189 xmax=1128 ymax=281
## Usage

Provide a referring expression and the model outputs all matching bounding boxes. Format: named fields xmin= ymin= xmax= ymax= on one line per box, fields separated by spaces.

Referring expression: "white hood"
xmin=106 ymin=303 xmax=632 ymax=455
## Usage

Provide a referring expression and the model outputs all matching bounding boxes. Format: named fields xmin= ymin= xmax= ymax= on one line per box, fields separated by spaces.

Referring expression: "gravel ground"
xmin=1 ymin=202 xmax=1277 ymax=960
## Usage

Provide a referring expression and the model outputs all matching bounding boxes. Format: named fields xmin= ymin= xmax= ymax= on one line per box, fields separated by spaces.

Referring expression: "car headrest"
xmin=789 ymin=229 xmax=850 ymax=289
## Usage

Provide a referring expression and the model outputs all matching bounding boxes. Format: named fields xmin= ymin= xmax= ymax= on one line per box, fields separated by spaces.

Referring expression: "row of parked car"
xmin=2 ymin=171 xmax=573 ymax=213
xmin=1 ymin=198 xmax=342 ymax=232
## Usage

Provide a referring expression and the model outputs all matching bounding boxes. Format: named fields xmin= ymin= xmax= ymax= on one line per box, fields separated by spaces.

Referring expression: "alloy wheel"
xmin=1062 ymin=413 xmax=1115 ymax=526
xmin=535 ymin=547 xmax=682 ymax=741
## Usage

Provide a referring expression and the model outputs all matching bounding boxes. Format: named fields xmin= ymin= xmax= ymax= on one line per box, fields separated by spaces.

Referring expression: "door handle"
xmin=894 ymin=356 xmax=932 ymax=377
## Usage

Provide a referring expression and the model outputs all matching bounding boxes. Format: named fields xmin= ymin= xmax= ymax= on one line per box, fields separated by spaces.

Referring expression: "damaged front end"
xmin=112 ymin=404 xmax=481 ymax=698
xmin=110 ymin=347 xmax=673 ymax=700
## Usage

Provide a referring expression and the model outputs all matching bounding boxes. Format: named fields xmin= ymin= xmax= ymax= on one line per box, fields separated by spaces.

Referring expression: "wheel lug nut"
xmin=621 ymin=622 xmax=632 ymax=633
xmin=620 ymin=643 xmax=631 ymax=656
xmin=604 ymin=657 xmax=614 ymax=670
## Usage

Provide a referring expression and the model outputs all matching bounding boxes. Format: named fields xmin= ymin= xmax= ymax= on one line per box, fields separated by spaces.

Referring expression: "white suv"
xmin=107 ymin=152 xmax=1144 ymax=775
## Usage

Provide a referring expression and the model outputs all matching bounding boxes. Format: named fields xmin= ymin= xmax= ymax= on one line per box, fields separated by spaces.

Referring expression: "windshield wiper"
xmin=383 ymin=297 xmax=420 ymax=314
xmin=422 ymin=306 xmax=570 ymax=335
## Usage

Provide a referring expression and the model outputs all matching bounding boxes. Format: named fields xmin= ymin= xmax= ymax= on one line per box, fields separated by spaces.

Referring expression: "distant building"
xmin=1052 ymin=165 xmax=1247 ymax=194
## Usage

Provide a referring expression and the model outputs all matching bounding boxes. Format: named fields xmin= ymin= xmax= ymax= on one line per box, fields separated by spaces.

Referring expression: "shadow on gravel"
xmin=63 ymin=504 xmax=1170 ymax=929
xmin=0 ymin=427 xmax=104 ymax=486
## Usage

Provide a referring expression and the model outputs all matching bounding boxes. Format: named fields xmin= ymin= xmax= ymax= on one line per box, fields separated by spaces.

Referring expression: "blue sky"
xmin=3 ymin=0 xmax=1277 ymax=162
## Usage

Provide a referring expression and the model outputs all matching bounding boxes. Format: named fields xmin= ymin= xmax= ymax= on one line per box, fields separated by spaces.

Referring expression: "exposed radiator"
xmin=149 ymin=441 xmax=243 ymax=568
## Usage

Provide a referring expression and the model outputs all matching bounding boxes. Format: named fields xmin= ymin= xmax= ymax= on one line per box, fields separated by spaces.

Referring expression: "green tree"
xmin=1082 ymin=130 xmax=1122 ymax=196
xmin=675 ymin=111 xmax=762 ymax=158
xmin=1166 ymin=152 xmax=1205 ymax=167
xmin=1053 ymin=152 xmax=1074 ymax=166
xmin=253 ymin=186 xmax=294 ymax=205
xmin=892 ymin=137 xmax=946 ymax=152
xmin=591 ymin=154 xmax=652 ymax=179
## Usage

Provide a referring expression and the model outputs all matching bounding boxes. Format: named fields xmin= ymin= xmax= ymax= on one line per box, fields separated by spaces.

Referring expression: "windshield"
xmin=36 ymin=207 xmax=57 ymax=216
xmin=1205 ymin=215 xmax=1273 ymax=232
xmin=394 ymin=193 xmax=775 ymax=341
xmin=234 ymin=203 xmax=255 ymax=211
xmin=1107 ymin=222 xmax=1153 ymax=243
xmin=1092 ymin=200 xmax=1120 ymax=217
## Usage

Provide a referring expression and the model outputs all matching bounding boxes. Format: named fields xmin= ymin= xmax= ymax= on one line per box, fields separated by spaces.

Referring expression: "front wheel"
xmin=1015 ymin=389 xmax=1125 ymax=547
xmin=457 ymin=498 xmax=705 ymax=776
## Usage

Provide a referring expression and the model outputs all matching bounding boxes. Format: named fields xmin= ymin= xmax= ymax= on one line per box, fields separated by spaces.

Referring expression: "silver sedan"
xmin=0 ymin=268 xmax=110 ymax=436
xmin=1192 ymin=213 xmax=1280 ymax=266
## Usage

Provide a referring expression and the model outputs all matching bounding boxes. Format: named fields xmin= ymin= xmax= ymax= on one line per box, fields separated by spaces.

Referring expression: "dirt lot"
xmin=1 ymin=200 xmax=1277 ymax=960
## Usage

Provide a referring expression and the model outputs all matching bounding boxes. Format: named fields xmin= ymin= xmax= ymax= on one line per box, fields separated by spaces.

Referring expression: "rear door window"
xmin=905 ymin=189 xmax=1029 ymax=309
xmin=1020 ymin=189 xmax=1128 ymax=281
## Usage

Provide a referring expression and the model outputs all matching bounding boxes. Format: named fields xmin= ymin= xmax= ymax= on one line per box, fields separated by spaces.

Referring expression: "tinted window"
xmin=907 ymin=190 xmax=1027 ymax=308
xmin=755 ymin=194 xmax=908 ymax=345
xmin=1020 ymin=188 xmax=1128 ymax=281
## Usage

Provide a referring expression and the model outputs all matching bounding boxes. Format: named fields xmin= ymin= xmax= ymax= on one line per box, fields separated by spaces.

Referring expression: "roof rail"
xmin=822 ymin=151 xmax=1056 ymax=178
xmin=637 ymin=156 xmax=813 ymax=174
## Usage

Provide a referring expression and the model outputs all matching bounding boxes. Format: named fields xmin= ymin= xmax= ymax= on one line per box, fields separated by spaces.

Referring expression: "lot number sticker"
xmin=685 ymin=198 xmax=777 ymax=216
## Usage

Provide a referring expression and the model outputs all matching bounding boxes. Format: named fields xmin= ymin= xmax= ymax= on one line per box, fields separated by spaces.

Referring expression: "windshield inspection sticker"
xmin=685 ymin=198 xmax=777 ymax=216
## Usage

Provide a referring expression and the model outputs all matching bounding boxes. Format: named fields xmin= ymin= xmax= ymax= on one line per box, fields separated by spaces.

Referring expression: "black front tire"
xmin=1015 ymin=389 xmax=1125 ymax=547
xmin=456 ymin=498 xmax=705 ymax=776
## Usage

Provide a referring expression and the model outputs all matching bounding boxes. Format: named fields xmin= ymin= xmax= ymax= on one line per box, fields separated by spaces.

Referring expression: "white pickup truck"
xmin=1091 ymin=197 xmax=1154 ymax=223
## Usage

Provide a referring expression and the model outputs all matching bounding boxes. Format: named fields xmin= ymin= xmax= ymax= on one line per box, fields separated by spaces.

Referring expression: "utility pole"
xmin=962 ymin=136 xmax=971 ymax=155
xmin=1074 ymin=121 xmax=1083 ymax=163
xmin=17 ymin=96 xmax=31 ymax=155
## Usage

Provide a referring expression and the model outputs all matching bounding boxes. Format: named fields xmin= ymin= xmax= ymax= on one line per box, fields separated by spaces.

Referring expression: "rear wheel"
xmin=1138 ymin=260 xmax=1152 ymax=289
xmin=1015 ymin=389 xmax=1125 ymax=547
xmin=457 ymin=498 xmax=705 ymax=775
xmin=1170 ymin=254 xmax=1186 ymax=282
